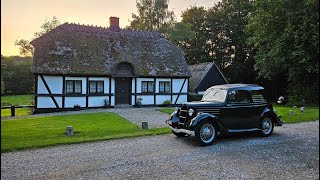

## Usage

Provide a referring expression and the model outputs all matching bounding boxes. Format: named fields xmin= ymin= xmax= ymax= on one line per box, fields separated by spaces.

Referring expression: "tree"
xmin=165 ymin=22 xmax=195 ymax=49
xmin=205 ymin=0 xmax=256 ymax=83
xmin=247 ymin=0 xmax=319 ymax=104
xmin=1 ymin=55 xmax=34 ymax=95
xmin=129 ymin=0 xmax=175 ymax=33
xmin=180 ymin=6 xmax=208 ymax=64
xmin=15 ymin=16 xmax=60 ymax=56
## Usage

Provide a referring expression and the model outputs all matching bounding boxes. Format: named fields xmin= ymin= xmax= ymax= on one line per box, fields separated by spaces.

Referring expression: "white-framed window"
xmin=89 ymin=81 xmax=104 ymax=94
xmin=141 ymin=81 xmax=154 ymax=93
xmin=66 ymin=80 xmax=82 ymax=94
xmin=159 ymin=81 xmax=170 ymax=93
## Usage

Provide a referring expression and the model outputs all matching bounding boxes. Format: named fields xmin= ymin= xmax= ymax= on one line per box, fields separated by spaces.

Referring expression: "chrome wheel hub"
xmin=262 ymin=118 xmax=272 ymax=134
xmin=200 ymin=124 xmax=215 ymax=143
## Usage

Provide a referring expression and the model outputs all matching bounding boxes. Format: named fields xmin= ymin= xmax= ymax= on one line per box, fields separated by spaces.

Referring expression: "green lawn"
xmin=157 ymin=108 xmax=175 ymax=115
xmin=1 ymin=95 xmax=34 ymax=118
xmin=273 ymin=105 xmax=319 ymax=124
xmin=157 ymin=106 xmax=319 ymax=124
xmin=1 ymin=95 xmax=34 ymax=106
xmin=1 ymin=112 xmax=170 ymax=152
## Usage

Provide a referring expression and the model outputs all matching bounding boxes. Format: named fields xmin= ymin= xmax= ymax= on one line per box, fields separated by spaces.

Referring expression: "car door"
xmin=221 ymin=89 xmax=252 ymax=129
xmin=249 ymin=90 xmax=269 ymax=128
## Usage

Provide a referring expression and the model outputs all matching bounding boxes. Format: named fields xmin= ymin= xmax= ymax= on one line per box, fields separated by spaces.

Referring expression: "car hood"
xmin=184 ymin=101 xmax=225 ymax=108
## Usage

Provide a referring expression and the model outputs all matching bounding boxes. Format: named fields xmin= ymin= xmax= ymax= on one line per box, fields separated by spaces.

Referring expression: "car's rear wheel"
xmin=195 ymin=121 xmax=217 ymax=146
xmin=259 ymin=117 xmax=274 ymax=137
xmin=171 ymin=131 xmax=190 ymax=137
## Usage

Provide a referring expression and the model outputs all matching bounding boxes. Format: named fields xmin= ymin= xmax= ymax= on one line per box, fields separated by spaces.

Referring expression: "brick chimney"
xmin=109 ymin=17 xmax=120 ymax=31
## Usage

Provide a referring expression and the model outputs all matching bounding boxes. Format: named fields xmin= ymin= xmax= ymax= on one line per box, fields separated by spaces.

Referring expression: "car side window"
xmin=251 ymin=90 xmax=267 ymax=103
xmin=227 ymin=90 xmax=250 ymax=103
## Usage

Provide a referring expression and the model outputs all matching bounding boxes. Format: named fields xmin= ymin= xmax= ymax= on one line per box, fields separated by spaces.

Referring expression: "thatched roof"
xmin=31 ymin=23 xmax=191 ymax=77
xmin=189 ymin=62 xmax=228 ymax=92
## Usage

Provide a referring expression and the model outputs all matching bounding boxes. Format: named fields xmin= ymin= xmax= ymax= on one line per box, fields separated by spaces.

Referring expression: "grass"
xmin=1 ymin=95 xmax=34 ymax=106
xmin=156 ymin=105 xmax=319 ymax=124
xmin=1 ymin=112 xmax=170 ymax=153
xmin=273 ymin=105 xmax=319 ymax=124
xmin=1 ymin=95 xmax=34 ymax=118
xmin=157 ymin=108 xmax=175 ymax=115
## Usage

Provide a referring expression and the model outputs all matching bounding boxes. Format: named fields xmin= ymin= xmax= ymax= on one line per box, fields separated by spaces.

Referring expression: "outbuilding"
xmin=188 ymin=62 xmax=228 ymax=94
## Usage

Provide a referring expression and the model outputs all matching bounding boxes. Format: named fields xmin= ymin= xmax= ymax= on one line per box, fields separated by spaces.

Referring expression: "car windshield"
xmin=201 ymin=88 xmax=227 ymax=102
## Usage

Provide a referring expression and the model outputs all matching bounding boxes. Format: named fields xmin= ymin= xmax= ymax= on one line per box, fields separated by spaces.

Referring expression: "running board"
xmin=228 ymin=128 xmax=261 ymax=133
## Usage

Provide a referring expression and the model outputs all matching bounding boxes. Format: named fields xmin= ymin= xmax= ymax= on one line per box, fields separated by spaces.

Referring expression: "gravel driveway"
xmin=1 ymin=121 xmax=319 ymax=180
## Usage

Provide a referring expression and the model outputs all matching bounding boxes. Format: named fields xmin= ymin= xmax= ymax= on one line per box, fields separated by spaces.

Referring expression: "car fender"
xmin=189 ymin=113 xmax=226 ymax=132
xmin=170 ymin=111 xmax=179 ymax=123
xmin=260 ymin=107 xmax=278 ymax=123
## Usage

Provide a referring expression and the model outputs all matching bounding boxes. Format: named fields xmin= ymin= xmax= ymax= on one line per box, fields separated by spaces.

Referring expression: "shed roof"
xmin=188 ymin=62 xmax=228 ymax=92
xmin=31 ymin=23 xmax=191 ymax=77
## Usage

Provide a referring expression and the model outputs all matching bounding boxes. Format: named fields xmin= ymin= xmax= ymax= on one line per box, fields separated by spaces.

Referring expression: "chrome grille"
xmin=179 ymin=105 xmax=188 ymax=126
xmin=197 ymin=108 xmax=221 ymax=116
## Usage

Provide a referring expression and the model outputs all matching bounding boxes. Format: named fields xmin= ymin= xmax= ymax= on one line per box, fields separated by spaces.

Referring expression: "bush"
xmin=163 ymin=100 xmax=171 ymax=107
xmin=189 ymin=94 xmax=203 ymax=101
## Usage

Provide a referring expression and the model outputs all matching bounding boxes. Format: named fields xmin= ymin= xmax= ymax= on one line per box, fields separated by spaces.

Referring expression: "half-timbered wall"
xmin=131 ymin=77 xmax=188 ymax=106
xmin=35 ymin=75 xmax=188 ymax=110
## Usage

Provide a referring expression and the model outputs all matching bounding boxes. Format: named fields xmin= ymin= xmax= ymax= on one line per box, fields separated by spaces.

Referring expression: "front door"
xmin=115 ymin=78 xmax=131 ymax=105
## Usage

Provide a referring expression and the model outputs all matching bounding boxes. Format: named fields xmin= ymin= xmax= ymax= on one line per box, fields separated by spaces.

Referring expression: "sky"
xmin=1 ymin=0 xmax=220 ymax=56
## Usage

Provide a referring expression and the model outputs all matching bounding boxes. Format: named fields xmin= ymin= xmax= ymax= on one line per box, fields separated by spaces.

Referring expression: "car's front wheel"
xmin=195 ymin=121 xmax=217 ymax=146
xmin=259 ymin=117 xmax=274 ymax=137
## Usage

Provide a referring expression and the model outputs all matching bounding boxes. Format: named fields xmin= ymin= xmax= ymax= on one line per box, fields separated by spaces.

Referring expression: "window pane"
xmin=97 ymin=82 xmax=104 ymax=93
xmin=159 ymin=82 xmax=165 ymax=92
xmin=228 ymin=90 xmax=250 ymax=103
xmin=74 ymin=81 xmax=81 ymax=93
xmin=165 ymin=82 xmax=170 ymax=93
xmin=142 ymin=82 xmax=147 ymax=92
xmin=90 ymin=82 xmax=96 ymax=93
xmin=148 ymin=82 xmax=154 ymax=92
xmin=66 ymin=81 xmax=73 ymax=93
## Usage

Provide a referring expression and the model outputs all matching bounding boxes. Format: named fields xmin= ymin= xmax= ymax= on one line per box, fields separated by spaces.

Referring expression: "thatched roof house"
xmin=31 ymin=17 xmax=191 ymax=112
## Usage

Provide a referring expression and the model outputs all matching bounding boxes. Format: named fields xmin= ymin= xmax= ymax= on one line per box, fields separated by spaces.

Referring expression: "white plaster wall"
xmin=197 ymin=91 xmax=205 ymax=95
xmin=65 ymin=77 xmax=87 ymax=94
xmin=172 ymin=79 xmax=188 ymax=93
xmin=88 ymin=77 xmax=110 ymax=93
xmin=65 ymin=97 xmax=86 ymax=108
xmin=111 ymin=78 xmax=115 ymax=106
xmin=88 ymin=96 xmax=108 ymax=107
xmin=172 ymin=95 xmax=188 ymax=104
xmin=131 ymin=95 xmax=136 ymax=105
xmin=37 ymin=97 xmax=62 ymax=108
xmin=137 ymin=95 xmax=154 ymax=105
xmin=38 ymin=76 xmax=63 ymax=94
xmin=131 ymin=78 xmax=136 ymax=93
xmin=156 ymin=95 xmax=171 ymax=104
xmin=155 ymin=78 xmax=171 ymax=93
xmin=136 ymin=78 xmax=154 ymax=93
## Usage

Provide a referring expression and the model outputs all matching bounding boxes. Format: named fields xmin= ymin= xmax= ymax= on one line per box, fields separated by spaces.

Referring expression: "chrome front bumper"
xmin=165 ymin=120 xmax=194 ymax=136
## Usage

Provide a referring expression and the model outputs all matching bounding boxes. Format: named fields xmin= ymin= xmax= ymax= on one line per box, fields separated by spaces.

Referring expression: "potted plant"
xmin=103 ymin=98 xmax=110 ymax=108
xmin=73 ymin=104 xmax=81 ymax=111
xmin=136 ymin=97 xmax=143 ymax=108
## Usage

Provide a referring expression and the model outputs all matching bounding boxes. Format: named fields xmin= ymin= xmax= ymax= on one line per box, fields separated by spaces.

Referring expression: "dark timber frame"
xmin=39 ymin=75 xmax=59 ymax=108
xmin=174 ymin=78 xmax=187 ymax=105
xmin=34 ymin=74 xmax=189 ymax=112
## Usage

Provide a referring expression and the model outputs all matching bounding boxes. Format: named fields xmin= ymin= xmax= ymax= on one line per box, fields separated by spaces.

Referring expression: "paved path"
xmin=1 ymin=121 xmax=319 ymax=180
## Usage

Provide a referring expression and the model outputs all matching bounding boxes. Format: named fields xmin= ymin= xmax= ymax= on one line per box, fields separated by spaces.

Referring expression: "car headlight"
xmin=188 ymin=108 xmax=194 ymax=116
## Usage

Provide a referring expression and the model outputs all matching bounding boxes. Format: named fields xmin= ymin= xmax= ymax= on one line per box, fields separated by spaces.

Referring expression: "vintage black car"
xmin=166 ymin=84 xmax=283 ymax=146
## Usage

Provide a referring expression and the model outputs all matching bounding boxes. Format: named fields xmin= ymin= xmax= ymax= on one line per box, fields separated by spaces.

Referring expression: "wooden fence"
xmin=1 ymin=105 xmax=34 ymax=117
